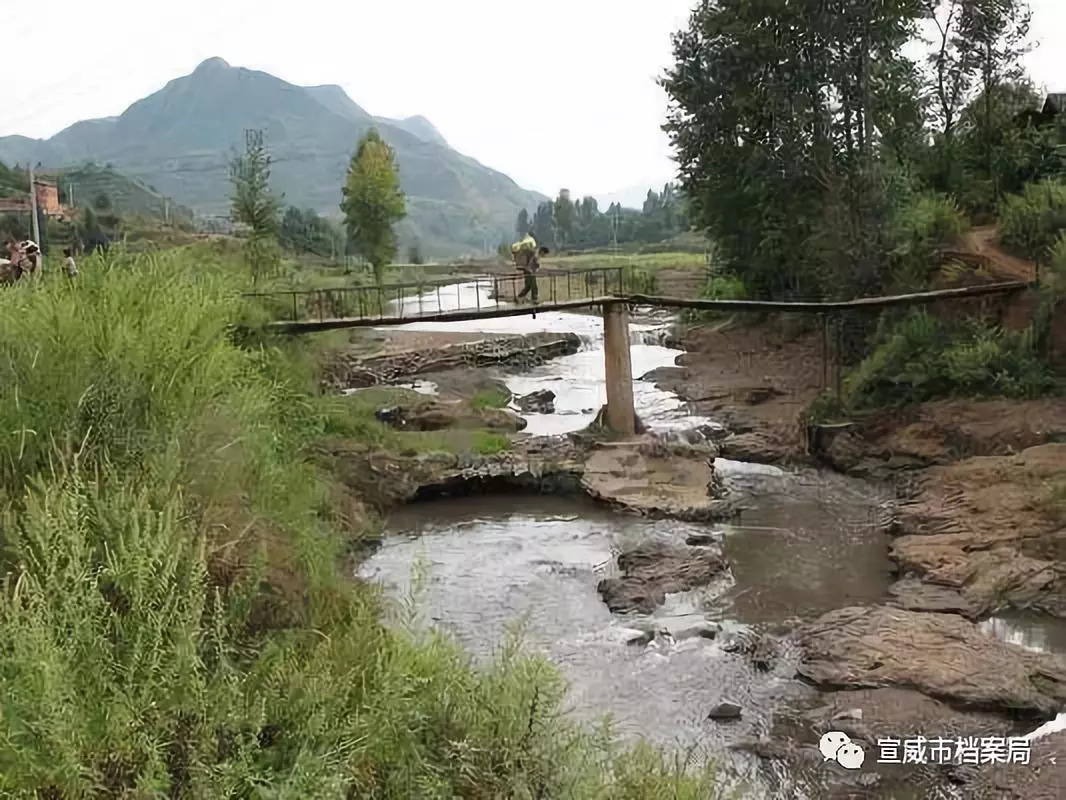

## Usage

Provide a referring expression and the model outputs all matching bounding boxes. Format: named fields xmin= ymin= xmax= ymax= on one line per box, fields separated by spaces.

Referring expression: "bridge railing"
xmin=241 ymin=265 xmax=625 ymax=323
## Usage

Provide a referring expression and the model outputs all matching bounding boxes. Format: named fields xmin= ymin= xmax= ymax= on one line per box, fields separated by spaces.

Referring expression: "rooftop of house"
xmin=1042 ymin=92 xmax=1066 ymax=112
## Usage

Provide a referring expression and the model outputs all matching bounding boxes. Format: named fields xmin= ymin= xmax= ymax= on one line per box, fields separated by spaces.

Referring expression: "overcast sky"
xmin=3 ymin=0 xmax=1064 ymax=200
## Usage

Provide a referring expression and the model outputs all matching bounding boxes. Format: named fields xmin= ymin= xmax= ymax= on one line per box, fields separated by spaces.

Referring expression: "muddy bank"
xmin=645 ymin=320 xmax=823 ymax=464
xmin=322 ymin=331 xmax=582 ymax=390
xmin=814 ymin=397 xmax=1066 ymax=477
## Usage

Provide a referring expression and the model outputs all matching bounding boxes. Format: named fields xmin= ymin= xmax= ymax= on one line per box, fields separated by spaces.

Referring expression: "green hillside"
xmin=56 ymin=164 xmax=194 ymax=224
xmin=0 ymin=58 xmax=545 ymax=258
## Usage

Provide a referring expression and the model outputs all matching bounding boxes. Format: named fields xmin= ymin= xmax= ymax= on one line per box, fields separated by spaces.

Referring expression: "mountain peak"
xmin=193 ymin=57 xmax=231 ymax=73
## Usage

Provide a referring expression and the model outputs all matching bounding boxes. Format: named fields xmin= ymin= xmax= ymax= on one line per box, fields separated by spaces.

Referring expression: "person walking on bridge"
xmin=516 ymin=245 xmax=549 ymax=304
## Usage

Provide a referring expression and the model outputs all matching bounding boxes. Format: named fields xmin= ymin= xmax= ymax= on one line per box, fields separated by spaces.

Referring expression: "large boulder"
xmin=515 ymin=389 xmax=556 ymax=414
xmin=889 ymin=444 xmax=1066 ymax=619
xmin=597 ymin=540 xmax=728 ymax=614
xmin=797 ymin=606 xmax=1066 ymax=716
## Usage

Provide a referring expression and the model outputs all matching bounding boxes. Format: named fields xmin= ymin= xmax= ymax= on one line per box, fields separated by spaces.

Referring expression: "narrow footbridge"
xmin=242 ymin=266 xmax=1030 ymax=435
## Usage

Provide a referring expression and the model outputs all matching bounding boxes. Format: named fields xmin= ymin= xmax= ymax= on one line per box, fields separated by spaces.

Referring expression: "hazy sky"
xmin=3 ymin=0 xmax=1064 ymax=200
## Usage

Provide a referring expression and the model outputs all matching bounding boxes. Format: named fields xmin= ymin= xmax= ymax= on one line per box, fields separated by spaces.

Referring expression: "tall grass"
xmin=999 ymin=180 xmax=1066 ymax=263
xmin=0 ymin=245 xmax=729 ymax=798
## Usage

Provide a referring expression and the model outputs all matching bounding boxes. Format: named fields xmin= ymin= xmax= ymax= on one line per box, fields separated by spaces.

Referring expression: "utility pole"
xmin=28 ymin=165 xmax=41 ymax=246
xmin=68 ymin=182 xmax=75 ymax=208
xmin=164 ymin=198 xmax=170 ymax=226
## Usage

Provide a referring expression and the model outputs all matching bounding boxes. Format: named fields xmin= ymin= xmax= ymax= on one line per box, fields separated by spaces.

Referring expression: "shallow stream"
xmin=354 ymin=280 xmax=1066 ymax=795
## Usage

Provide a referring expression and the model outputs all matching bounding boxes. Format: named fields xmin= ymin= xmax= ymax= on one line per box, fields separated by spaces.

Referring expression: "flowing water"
xmin=388 ymin=280 xmax=721 ymax=436
xmin=354 ymin=280 xmax=1066 ymax=795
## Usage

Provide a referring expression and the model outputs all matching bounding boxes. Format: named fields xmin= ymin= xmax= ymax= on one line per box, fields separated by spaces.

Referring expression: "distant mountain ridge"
xmin=0 ymin=57 xmax=544 ymax=256
xmin=595 ymin=179 xmax=677 ymax=211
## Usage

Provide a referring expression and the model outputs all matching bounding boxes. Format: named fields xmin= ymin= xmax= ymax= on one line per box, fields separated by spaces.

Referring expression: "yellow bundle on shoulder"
xmin=511 ymin=234 xmax=537 ymax=266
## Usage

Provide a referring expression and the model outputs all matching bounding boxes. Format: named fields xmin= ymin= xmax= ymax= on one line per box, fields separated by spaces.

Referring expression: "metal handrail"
xmin=241 ymin=265 xmax=626 ymax=322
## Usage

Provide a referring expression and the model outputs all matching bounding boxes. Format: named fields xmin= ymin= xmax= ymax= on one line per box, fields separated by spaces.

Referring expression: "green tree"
xmin=661 ymin=0 xmax=925 ymax=299
xmin=956 ymin=0 xmax=1033 ymax=206
xmin=92 ymin=192 xmax=112 ymax=212
xmin=407 ymin=242 xmax=424 ymax=264
xmin=515 ymin=207 xmax=530 ymax=239
xmin=340 ymin=128 xmax=407 ymax=283
xmin=229 ymin=129 xmax=281 ymax=284
xmin=553 ymin=189 xmax=575 ymax=248
xmin=279 ymin=206 xmax=342 ymax=257
xmin=531 ymin=201 xmax=555 ymax=250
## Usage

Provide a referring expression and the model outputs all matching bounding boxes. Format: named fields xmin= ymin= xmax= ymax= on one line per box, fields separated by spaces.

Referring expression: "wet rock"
xmin=965 ymin=729 xmax=1066 ymax=799
xmin=802 ymin=688 xmax=1016 ymax=746
xmin=322 ymin=332 xmax=582 ymax=390
xmin=581 ymin=440 xmax=739 ymax=522
xmin=515 ymin=389 xmax=556 ymax=414
xmin=721 ymin=628 xmax=779 ymax=671
xmin=325 ymin=439 xmax=586 ymax=508
xmin=404 ymin=407 xmax=460 ymax=431
xmin=625 ymin=629 xmax=656 ymax=647
xmin=475 ymin=408 xmax=528 ymax=432
xmin=832 ymin=708 xmax=863 ymax=723
xmin=856 ymin=773 xmax=881 ymax=789
xmin=728 ymin=736 xmax=791 ymax=761
xmin=375 ymin=406 xmax=405 ymax=426
xmin=743 ymin=386 xmax=784 ymax=405
xmin=888 ymin=577 xmax=977 ymax=617
xmin=377 ymin=403 xmax=529 ymax=433
xmin=717 ymin=431 xmax=795 ymax=464
xmin=671 ymin=621 xmax=720 ymax=640
xmin=797 ymin=606 xmax=1066 ymax=715
xmin=597 ymin=541 xmax=727 ymax=614
xmin=889 ymin=444 xmax=1066 ymax=618
xmin=685 ymin=532 xmax=722 ymax=546
xmin=707 ymin=700 xmax=743 ymax=720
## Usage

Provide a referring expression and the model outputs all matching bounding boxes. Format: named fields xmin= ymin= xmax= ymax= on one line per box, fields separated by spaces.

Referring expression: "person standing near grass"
xmin=4 ymin=239 xmax=24 ymax=281
xmin=517 ymin=245 xmax=549 ymax=304
xmin=63 ymin=247 xmax=78 ymax=278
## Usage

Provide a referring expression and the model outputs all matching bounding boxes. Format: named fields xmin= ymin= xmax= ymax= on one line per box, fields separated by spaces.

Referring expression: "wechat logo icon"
xmin=819 ymin=731 xmax=866 ymax=770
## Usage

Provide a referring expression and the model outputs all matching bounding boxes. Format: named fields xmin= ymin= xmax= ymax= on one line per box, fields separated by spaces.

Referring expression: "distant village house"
xmin=0 ymin=177 xmax=71 ymax=220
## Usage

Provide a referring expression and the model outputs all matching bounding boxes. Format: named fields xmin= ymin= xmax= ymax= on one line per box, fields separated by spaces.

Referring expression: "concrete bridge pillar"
xmin=602 ymin=301 xmax=637 ymax=435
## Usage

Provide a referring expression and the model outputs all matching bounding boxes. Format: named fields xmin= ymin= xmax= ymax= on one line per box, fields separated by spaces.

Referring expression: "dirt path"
xmin=957 ymin=225 xmax=1037 ymax=283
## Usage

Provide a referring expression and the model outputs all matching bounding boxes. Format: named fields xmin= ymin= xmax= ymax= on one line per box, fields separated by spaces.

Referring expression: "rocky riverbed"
xmin=332 ymin=302 xmax=1066 ymax=798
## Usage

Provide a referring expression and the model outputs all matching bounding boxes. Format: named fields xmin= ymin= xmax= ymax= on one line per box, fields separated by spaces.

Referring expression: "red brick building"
xmin=34 ymin=179 xmax=61 ymax=215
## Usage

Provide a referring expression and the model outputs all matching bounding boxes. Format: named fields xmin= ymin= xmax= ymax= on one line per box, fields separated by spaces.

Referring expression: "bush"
xmin=699 ymin=274 xmax=747 ymax=301
xmin=680 ymin=273 xmax=747 ymax=323
xmin=999 ymin=180 xmax=1066 ymax=262
xmin=470 ymin=386 xmax=511 ymax=409
xmin=0 ymin=246 xmax=728 ymax=797
xmin=885 ymin=192 xmax=969 ymax=291
xmin=844 ymin=309 xmax=1054 ymax=409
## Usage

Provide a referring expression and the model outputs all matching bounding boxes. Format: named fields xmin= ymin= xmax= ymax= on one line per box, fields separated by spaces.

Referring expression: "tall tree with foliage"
xmin=957 ymin=0 xmax=1033 ymax=204
xmin=515 ymin=207 xmax=531 ymax=239
xmin=229 ymin=129 xmax=281 ymax=284
xmin=662 ymin=0 xmax=927 ymax=299
xmin=553 ymin=189 xmax=575 ymax=248
xmin=340 ymin=128 xmax=407 ymax=283
xmin=531 ymin=201 xmax=556 ymax=250
xmin=278 ymin=206 xmax=344 ymax=258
